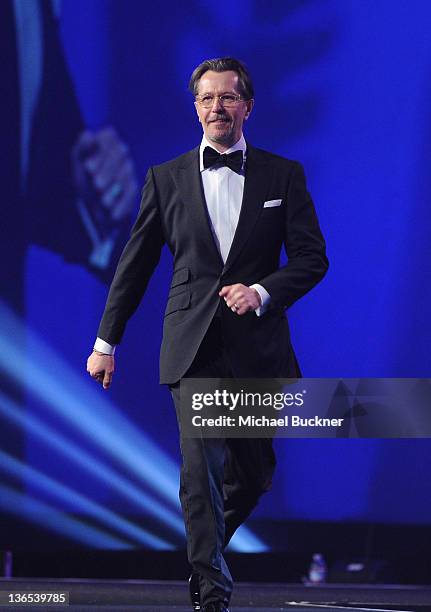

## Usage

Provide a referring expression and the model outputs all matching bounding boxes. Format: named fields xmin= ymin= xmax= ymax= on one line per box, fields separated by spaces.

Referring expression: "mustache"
xmin=208 ymin=116 xmax=230 ymax=123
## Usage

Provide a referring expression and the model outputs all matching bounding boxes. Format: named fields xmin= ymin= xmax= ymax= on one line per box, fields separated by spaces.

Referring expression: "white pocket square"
xmin=263 ymin=199 xmax=282 ymax=208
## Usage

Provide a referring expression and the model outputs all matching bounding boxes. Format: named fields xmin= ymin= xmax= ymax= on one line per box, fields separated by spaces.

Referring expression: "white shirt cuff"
xmin=251 ymin=283 xmax=271 ymax=316
xmin=94 ymin=337 xmax=116 ymax=355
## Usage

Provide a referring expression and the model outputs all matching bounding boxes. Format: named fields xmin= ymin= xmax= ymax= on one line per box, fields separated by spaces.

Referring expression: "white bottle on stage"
xmin=308 ymin=553 xmax=327 ymax=584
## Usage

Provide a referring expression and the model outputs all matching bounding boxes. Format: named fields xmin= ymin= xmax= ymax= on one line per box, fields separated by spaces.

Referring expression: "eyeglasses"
xmin=195 ymin=93 xmax=246 ymax=108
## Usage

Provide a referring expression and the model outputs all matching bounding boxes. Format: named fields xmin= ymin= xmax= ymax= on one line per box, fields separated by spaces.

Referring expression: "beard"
xmin=207 ymin=119 xmax=236 ymax=145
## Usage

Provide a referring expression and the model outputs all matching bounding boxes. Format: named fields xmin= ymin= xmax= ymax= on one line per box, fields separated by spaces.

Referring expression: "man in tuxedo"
xmin=87 ymin=57 xmax=328 ymax=612
xmin=1 ymin=0 xmax=138 ymax=312
xmin=0 ymin=0 xmax=137 ymax=493
xmin=0 ymin=0 xmax=138 ymax=497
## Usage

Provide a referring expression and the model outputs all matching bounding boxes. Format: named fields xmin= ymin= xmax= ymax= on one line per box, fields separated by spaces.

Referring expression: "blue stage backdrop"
xmin=1 ymin=0 xmax=431 ymax=551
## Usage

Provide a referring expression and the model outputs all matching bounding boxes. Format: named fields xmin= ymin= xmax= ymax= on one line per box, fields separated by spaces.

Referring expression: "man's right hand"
xmin=87 ymin=351 xmax=115 ymax=390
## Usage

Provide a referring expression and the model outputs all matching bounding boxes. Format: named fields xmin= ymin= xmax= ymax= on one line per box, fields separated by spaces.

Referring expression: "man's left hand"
xmin=219 ymin=284 xmax=262 ymax=315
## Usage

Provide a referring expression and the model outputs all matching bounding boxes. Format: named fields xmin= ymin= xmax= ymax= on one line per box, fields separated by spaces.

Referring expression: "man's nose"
xmin=211 ymin=96 xmax=224 ymax=111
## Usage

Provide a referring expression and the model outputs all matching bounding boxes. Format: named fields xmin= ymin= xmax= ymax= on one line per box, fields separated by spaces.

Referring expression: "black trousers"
xmin=169 ymin=317 xmax=276 ymax=606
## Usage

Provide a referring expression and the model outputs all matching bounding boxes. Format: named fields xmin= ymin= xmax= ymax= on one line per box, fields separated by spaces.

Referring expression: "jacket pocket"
xmin=164 ymin=290 xmax=191 ymax=316
xmin=170 ymin=267 xmax=190 ymax=289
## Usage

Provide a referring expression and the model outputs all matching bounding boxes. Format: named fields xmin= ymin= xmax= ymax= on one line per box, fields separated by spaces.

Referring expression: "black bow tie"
xmin=203 ymin=147 xmax=243 ymax=174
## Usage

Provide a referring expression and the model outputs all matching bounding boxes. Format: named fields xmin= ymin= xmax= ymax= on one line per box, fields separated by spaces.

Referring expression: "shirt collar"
xmin=199 ymin=134 xmax=247 ymax=172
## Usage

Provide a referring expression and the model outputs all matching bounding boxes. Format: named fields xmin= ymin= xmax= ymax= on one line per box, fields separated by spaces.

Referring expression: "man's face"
xmin=194 ymin=70 xmax=254 ymax=151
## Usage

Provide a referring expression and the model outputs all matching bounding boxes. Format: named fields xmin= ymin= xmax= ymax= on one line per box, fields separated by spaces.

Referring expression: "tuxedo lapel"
xmin=172 ymin=147 xmax=223 ymax=268
xmin=223 ymin=144 xmax=272 ymax=274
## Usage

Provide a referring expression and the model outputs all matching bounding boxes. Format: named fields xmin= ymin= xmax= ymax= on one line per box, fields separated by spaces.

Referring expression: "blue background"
xmin=2 ymin=0 xmax=431 ymax=551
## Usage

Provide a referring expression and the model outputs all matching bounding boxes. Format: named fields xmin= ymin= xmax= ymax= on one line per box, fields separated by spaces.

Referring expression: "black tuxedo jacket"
xmin=98 ymin=144 xmax=328 ymax=384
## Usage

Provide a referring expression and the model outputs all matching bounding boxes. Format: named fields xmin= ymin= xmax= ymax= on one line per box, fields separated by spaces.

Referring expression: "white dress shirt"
xmin=199 ymin=134 xmax=269 ymax=312
xmin=94 ymin=134 xmax=271 ymax=355
xmin=200 ymin=134 xmax=245 ymax=263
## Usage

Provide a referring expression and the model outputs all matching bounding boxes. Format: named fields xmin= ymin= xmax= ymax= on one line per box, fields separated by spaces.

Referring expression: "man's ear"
xmin=244 ymin=98 xmax=254 ymax=120
xmin=194 ymin=101 xmax=201 ymax=122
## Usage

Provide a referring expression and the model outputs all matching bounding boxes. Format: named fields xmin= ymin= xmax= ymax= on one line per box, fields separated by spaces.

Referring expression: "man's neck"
xmin=202 ymin=134 xmax=245 ymax=154
xmin=208 ymin=141 xmax=232 ymax=154
xmin=199 ymin=134 xmax=246 ymax=173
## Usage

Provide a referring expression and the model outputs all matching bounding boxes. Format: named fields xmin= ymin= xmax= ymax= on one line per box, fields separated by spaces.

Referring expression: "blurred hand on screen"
xmin=72 ymin=126 xmax=138 ymax=235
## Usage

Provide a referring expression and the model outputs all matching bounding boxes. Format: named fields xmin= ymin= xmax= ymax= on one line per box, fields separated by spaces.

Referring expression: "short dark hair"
xmin=189 ymin=57 xmax=254 ymax=100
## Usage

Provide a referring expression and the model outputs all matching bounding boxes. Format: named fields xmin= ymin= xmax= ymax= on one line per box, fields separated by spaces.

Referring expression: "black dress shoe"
xmin=201 ymin=605 xmax=229 ymax=612
xmin=188 ymin=572 xmax=201 ymax=610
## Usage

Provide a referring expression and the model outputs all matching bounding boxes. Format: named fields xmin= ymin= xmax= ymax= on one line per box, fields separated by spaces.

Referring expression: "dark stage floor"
xmin=0 ymin=579 xmax=431 ymax=611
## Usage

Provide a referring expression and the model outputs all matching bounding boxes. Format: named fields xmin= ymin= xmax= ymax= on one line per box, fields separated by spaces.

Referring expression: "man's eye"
xmin=201 ymin=95 xmax=214 ymax=103
xmin=221 ymin=95 xmax=236 ymax=102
